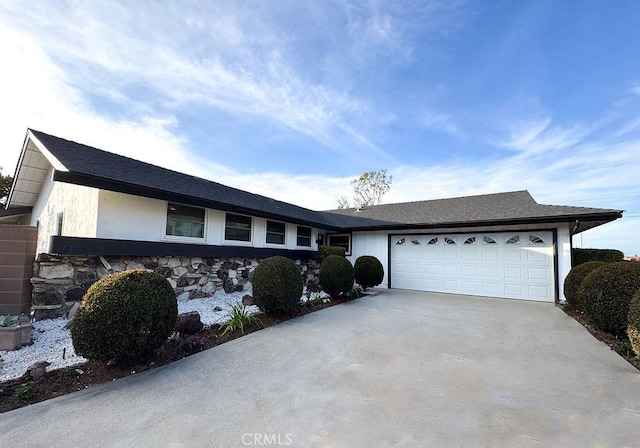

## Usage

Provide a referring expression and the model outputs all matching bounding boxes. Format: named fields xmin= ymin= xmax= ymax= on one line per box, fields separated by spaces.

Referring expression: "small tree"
xmin=0 ymin=167 xmax=13 ymax=206
xmin=338 ymin=169 xmax=392 ymax=209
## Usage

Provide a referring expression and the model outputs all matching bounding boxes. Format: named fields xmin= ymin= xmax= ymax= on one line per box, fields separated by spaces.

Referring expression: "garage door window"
xmin=464 ymin=237 xmax=475 ymax=244
xmin=506 ymin=236 xmax=520 ymax=244
xmin=483 ymin=236 xmax=497 ymax=244
xmin=445 ymin=237 xmax=456 ymax=245
xmin=427 ymin=237 xmax=438 ymax=245
xmin=529 ymin=235 xmax=545 ymax=244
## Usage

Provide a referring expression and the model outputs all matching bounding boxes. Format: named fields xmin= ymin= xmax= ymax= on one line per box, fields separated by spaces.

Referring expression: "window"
xmin=506 ymin=235 xmax=520 ymax=244
xmin=529 ymin=235 xmax=545 ymax=244
xmin=411 ymin=239 xmax=420 ymax=245
xmin=445 ymin=237 xmax=456 ymax=245
xmin=266 ymin=221 xmax=286 ymax=245
xmin=225 ymin=213 xmax=252 ymax=242
xmin=427 ymin=237 xmax=438 ymax=245
xmin=56 ymin=212 xmax=64 ymax=236
xmin=396 ymin=238 xmax=405 ymax=245
xmin=297 ymin=226 xmax=312 ymax=247
xmin=166 ymin=203 xmax=205 ymax=238
xmin=464 ymin=237 xmax=475 ymax=245
xmin=483 ymin=236 xmax=496 ymax=244
xmin=328 ymin=233 xmax=351 ymax=255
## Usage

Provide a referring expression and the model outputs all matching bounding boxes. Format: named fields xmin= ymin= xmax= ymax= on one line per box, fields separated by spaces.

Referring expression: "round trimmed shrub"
xmin=563 ymin=261 xmax=606 ymax=310
xmin=581 ymin=262 xmax=640 ymax=336
xmin=628 ymin=290 xmax=640 ymax=357
xmin=354 ymin=255 xmax=384 ymax=290
xmin=70 ymin=269 xmax=178 ymax=363
xmin=320 ymin=255 xmax=354 ymax=297
xmin=252 ymin=256 xmax=303 ymax=315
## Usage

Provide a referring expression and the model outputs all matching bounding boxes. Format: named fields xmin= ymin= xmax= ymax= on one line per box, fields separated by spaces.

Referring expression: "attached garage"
xmin=390 ymin=231 xmax=556 ymax=302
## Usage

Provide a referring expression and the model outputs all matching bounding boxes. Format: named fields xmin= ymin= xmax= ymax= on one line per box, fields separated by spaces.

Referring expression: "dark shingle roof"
xmin=30 ymin=129 xmax=340 ymax=229
xmin=29 ymin=129 xmax=622 ymax=232
xmin=321 ymin=191 xmax=622 ymax=231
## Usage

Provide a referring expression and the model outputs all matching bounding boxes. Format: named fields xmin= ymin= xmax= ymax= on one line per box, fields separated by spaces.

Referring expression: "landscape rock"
xmin=174 ymin=311 xmax=204 ymax=334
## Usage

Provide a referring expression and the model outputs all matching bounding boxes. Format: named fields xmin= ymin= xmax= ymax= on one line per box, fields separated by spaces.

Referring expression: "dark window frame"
xmin=225 ymin=213 xmax=252 ymax=242
xmin=266 ymin=220 xmax=286 ymax=245
xmin=327 ymin=233 xmax=351 ymax=255
xmin=296 ymin=226 xmax=312 ymax=247
xmin=165 ymin=203 xmax=206 ymax=239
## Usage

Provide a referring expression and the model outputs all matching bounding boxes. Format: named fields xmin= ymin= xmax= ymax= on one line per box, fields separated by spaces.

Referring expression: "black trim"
xmin=0 ymin=206 xmax=32 ymax=217
xmin=52 ymin=170 xmax=341 ymax=232
xmin=552 ymin=229 xmax=559 ymax=304
xmin=340 ymin=213 xmax=622 ymax=233
xmin=387 ymin=234 xmax=392 ymax=288
xmin=49 ymin=236 xmax=320 ymax=259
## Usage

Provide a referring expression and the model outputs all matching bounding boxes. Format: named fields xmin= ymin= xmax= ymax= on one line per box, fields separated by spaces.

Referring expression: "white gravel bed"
xmin=0 ymin=289 xmax=328 ymax=382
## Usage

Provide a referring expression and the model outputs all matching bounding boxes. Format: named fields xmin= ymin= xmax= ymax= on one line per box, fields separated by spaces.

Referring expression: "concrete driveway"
xmin=1 ymin=290 xmax=640 ymax=447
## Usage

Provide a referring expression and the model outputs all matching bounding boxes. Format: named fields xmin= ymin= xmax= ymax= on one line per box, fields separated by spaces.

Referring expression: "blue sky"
xmin=1 ymin=1 xmax=639 ymax=254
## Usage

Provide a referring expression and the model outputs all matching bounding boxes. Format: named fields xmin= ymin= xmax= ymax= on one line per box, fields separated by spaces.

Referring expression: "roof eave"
xmin=338 ymin=212 xmax=623 ymax=232
xmin=52 ymin=170 xmax=341 ymax=231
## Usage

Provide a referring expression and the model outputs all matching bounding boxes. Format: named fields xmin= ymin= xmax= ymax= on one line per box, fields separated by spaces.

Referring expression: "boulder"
xmin=174 ymin=312 xmax=204 ymax=334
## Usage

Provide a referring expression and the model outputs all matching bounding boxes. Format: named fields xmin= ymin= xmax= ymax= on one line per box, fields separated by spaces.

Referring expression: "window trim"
xmin=327 ymin=233 xmax=351 ymax=256
xmin=224 ymin=212 xmax=253 ymax=243
xmin=265 ymin=220 xmax=286 ymax=246
xmin=164 ymin=202 xmax=207 ymax=240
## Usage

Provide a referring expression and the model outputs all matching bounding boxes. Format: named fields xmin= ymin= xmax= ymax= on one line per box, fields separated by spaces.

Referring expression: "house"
xmin=1 ymin=129 xmax=623 ymax=316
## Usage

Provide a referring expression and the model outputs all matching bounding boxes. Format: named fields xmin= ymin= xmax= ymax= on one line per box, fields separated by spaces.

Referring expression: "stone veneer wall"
xmin=32 ymin=254 xmax=321 ymax=319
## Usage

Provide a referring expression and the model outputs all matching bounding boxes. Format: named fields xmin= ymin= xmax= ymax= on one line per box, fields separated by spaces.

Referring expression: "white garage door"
xmin=390 ymin=232 xmax=555 ymax=302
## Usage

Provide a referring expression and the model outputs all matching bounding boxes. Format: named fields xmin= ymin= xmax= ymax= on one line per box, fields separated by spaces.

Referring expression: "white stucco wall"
xmin=349 ymin=222 xmax=574 ymax=302
xmin=30 ymin=169 xmax=100 ymax=254
xmin=95 ymin=190 xmax=320 ymax=251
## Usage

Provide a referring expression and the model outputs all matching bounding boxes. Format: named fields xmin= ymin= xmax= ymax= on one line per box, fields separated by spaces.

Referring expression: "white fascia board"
xmin=27 ymin=130 xmax=68 ymax=172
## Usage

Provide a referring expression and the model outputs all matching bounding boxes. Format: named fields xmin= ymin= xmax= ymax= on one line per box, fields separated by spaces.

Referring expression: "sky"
xmin=0 ymin=0 xmax=639 ymax=254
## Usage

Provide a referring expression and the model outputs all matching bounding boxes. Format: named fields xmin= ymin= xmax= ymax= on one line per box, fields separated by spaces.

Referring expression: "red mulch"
xmin=0 ymin=296 xmax=351 ymax=413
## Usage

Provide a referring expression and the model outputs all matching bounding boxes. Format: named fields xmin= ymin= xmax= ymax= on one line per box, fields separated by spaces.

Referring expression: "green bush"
xmin=319 ymin=255 xmax=354 ymax=296
xmin=354 ymin=255 xmax=384 ymax=290
xmin=572 ymin=248 xmax=624 ymax=267
xmin=70 ymin=269 xmax=178 ymax=363
xmin=319 ymin=245 xmax=346 ymax=260
xmin=627 ymin=290 xmax=640 ymax=357
xmin=252 ymin=256 xmax=303 ymax=315
xmin=581 ymin=262 xmax=640 ymax=336
xmin=563 ymin=261 xmax=606 ymax=310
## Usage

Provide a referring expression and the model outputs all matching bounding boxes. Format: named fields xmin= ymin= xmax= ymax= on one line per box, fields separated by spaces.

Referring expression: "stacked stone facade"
xmin=32 ymin=254 xmax=320 ymax=319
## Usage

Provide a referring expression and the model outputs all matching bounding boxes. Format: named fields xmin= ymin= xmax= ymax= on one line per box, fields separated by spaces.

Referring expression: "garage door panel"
xmin=443 ymin=265 xmax=458 ymax=276
xmin=504 ymin=267 xmax=523 ymax=279
xmin=527 ymin=267 xmax=549 ymax=281
xmin=526 ymin=250 xmax=549 ymax=263
xmin=482 ymin=266 xmax=499 ymax=278
xmin=504 ymin=284 xmax=524 ymax=297
xmin=391 ymin=231 xmax=555 ymax=302
xmin=482 ymin=282 xmax=499 ymax=295
xmin=528 ymin=285 xmax=551 ymax=300
xmin=443 ymin=251 xmax=459 ymax=261
xmin=482 ymin=251 xmax=499 ymax=261
xmin=462 ymin=282 xmax=478 ymax=293
xmin=503 ymin=250 xmax=523 ymax=262
xmin=461 ymin=265 xmax=477 ymax=277
xmin=425 ymin=264 xmax=440 ymax=275
xmin=461 ymin=251 xmax=478 ymax=261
